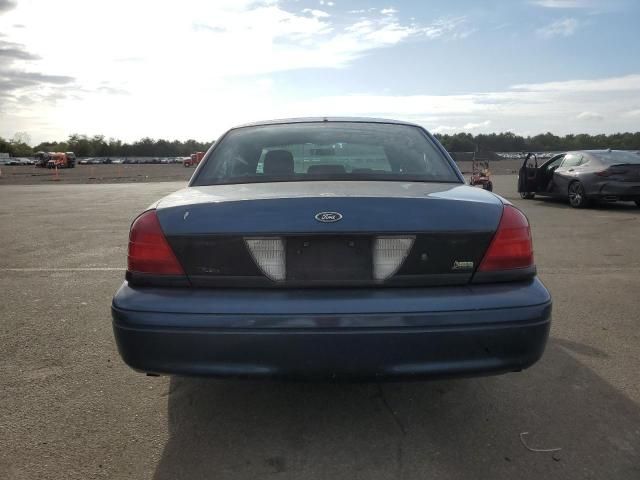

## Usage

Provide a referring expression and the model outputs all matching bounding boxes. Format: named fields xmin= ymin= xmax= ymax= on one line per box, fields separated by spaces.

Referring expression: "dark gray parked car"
xmin=518 ymin=150 xmax=640 ymax=208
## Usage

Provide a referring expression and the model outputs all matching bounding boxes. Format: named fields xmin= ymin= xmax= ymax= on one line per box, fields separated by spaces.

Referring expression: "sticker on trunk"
xmin=452 ymin=260 xmax=474 ymax=271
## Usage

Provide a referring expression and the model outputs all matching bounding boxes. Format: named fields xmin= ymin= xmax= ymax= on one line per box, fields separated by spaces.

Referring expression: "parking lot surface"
xmin=1 ymin=176 xmax=639 ymax=479
xmin=0 ymin=164 xmax=193 ymax=185
xmin=0 ymin=160 xmax=522 ymax=185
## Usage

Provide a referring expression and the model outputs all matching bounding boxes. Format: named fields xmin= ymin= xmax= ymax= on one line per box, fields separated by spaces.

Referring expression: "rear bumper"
xmin=591 ymin=181 xmax=640 ymax=199
xmin=112 ymin=280 xmax=552 ymax=379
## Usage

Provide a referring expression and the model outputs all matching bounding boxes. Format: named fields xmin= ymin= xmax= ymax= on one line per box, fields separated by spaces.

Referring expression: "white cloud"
xmin=344 ymin=19 xmax=417 ymax=45
xmin=576 ymin=111 xmax=604 ymax=120
xmin=7 ymin=71 xmax=639 ymax=141
xmin=423 ymin=16 xmax=469 ymax=39
xmin=0 ymin=0 xmax=475 ymax=142
xmin=463 ymin=120 xmax=492 ymax=129
xmin=432 ymin=125 xmax=458 ymax=133
xmin=381 ymin=8 xmax=397 ymax=15
xmin=531 ymin=0 xmax=597 ymax=8
xmin=1 ymin=1 xmax=634 ymax=142
xmin=531 ymin=0 xmax=630 ymax=13
xmin=512 ymin=74 xmax=640 ymax=92
xmin=302 ymin=8 xmax=330 ymax=18
xmin=0 ymin=2 xmax=467 ymax=84
xmin=433 ymin=121 xmax=491 ymax=133
xmin=536 ymin=18 xmax=579 ymax=38
xmin=279 ymin=74 xmax=640 ymax=135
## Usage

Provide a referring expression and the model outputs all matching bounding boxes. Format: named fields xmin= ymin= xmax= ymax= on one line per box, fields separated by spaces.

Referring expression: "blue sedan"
xmin=112 ymin=118 xmax=551 ymax=379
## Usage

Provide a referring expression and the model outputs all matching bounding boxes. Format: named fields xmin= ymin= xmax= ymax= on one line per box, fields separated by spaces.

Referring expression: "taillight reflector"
xmin=373 ymin=236 xmax=415 ymax=280
xmin=478 ymin=205 xmax=533 ymax=272
xmin=127 ymin=210 xmax=184 ymax=275
xmin=245 ymin=237 xmax=286 ymax=281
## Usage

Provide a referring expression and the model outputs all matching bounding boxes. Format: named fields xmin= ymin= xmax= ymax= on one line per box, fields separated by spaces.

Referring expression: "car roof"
xmin=567 ymin=149 xmax=632 ymax=155
xmin=232 ymin=117 xmax=422 ymax=129
xmin=562 ymin=150 xmax=640 ymax=164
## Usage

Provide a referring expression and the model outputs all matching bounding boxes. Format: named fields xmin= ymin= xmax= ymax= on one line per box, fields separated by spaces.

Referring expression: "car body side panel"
xmin=552 ymin=166 xmax=573 ymax=196
xmin=553 ymin=153 xmax=590 ymax=195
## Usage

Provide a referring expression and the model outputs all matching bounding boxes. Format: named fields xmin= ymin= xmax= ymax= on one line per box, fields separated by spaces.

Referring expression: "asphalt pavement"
xmin=1 ymin=176 xmax=639 ymax=479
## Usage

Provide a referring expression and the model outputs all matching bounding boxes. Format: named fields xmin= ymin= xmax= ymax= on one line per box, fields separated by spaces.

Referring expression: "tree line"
xmin=2 ymin=131 xmax=640 ymax=158
xmin=434 ymin=131 xmax=640 ymax=152
xmin=0 ymin=134 xmax=213 ymax=158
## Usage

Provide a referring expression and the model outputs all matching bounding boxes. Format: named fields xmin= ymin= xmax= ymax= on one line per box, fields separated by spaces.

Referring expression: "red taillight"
xmin=127 ymin=210 xmax=184 ymax=275
xmin=478 ymin=205 xmax=533 ymax=272
xmin=596 ymin=168 xmax=628 ymax=177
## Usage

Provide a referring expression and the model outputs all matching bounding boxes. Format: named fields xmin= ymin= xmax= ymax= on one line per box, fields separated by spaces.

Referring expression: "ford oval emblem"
xmin=315 ymin=211 xmax=343 ymax=223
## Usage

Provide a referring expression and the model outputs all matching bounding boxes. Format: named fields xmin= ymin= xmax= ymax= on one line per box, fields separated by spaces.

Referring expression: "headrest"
xmin=264 ymin=150 xmax=294 ymax=175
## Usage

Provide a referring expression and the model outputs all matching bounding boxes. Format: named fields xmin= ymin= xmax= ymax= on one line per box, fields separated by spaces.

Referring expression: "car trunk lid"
xmin=155 ymin=181 xmax=503 ymax=287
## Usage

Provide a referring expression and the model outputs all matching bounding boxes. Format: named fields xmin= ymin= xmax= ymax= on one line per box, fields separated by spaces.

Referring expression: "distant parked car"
xmin=12 ymin=157 xmax=34 ymax=165
xmin=112 ymin=117 xmax=551 ymax=380
xmin=518 ymin=150 xmax=640 ymax=208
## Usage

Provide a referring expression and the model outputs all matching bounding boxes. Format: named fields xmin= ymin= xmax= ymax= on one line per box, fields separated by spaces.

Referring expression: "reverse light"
xmin=127 ymin=210 xmax=184 ymax=275
xmin=373 ymin=236 xmax=415 ymax=280
xmin=245 ymin=237 xmax=286 ymax=281
xmin=478 ymin=205 xmax=533 ymax=272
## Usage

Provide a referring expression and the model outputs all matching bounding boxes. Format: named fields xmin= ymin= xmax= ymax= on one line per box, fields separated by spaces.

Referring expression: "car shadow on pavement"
xmin=153 ymin=339 xmax=640 ymax=480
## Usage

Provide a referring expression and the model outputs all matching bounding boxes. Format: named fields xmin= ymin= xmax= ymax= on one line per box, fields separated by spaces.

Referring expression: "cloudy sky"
xmin=1 ymin=0 xmax=639 ymax=143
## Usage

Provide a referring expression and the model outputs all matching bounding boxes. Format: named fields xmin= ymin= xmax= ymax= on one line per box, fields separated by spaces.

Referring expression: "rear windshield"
xmin=595 ymin=151 xmax=640 ymax=165
xmin=192 ymin=122 xmax=460 ymax=186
